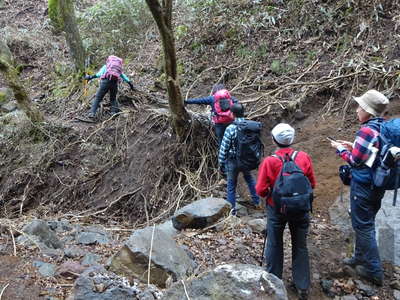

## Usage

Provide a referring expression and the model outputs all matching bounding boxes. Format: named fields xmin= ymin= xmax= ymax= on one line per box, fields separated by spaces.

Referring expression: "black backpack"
xmin=234 ymin=120 xmax=264 ymax=170
xmin=219 ymin=98 xmax=231 ymax=112
xmin=272 ymin=151 xmax=313 ymax=215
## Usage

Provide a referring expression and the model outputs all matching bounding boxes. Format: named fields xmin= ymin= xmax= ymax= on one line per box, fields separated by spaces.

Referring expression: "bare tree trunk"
xmin=0 ymin=40 xmax=44 ymax=123
xmin=48 ymin=0 xmax=85 ymax=72
xmin=145 ymin=0 xmax=190 ymax=139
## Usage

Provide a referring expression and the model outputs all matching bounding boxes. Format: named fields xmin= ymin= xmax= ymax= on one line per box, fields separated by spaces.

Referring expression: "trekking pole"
xmin=260 ymin=228 xmax=267 ymax=267
xmin=393 ymin=162 xmax=400 ymax=206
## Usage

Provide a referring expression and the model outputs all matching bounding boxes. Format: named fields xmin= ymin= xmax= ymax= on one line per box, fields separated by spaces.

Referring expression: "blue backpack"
xmin=369 ymin=118 xmax=400 ymax=206
xmin=272 ymin=151 xmax=313 ymax=215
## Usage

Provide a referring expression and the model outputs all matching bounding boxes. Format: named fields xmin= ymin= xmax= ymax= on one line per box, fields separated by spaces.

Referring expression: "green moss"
xmin=48 ymin=0 xmax=63 ymax=31
xmin=271 ymin=60 xmax=283 ymax=74
xmin=0 ymin=90 xmax=7 ymax=103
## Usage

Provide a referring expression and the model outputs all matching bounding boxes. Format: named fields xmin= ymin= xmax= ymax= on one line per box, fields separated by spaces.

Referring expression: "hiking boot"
xmin=87 ymin=112 xmax=96 ymax=119
xmin=297 ymin=289 xmax=309 ymax=300
xmin=355 ymin=265 xmax=383 ymax=286
xmin=343 ymin=256 xmax=362 ymax=268
xmin=238 ymin=201 xmax=261 ymax=210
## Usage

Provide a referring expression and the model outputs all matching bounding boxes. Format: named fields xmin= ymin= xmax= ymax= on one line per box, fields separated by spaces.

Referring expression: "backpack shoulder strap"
xmin=272 ymin=154 xmax=284 ymax=162
xmin=290 ymin=151 xmax=299 ymax=161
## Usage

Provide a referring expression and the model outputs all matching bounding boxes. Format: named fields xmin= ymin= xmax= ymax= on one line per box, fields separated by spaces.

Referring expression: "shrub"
xmin=78 ymin=0 xmax=152 ymax=61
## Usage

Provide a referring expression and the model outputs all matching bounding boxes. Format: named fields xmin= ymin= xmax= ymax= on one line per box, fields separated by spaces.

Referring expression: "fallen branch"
xmin=181 ymin=280 xmax=191 ymax=300
xmin=9 ymin=226 xmax=16 ymax=256
xmin=147 ymin=224 xmax=156 ymax=286
xmin=0 ymin=283 xmax=9 ymax=300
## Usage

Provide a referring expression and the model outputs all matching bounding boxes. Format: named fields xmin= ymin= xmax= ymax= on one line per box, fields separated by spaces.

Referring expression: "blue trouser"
xmin=226 ymin=159 xmax=259 ymax=210
xmin=350 ymin=180 xmax=384 ymax=277
xmin=265 ymin=205 xmax=310 ymax=290
xmin=214 ymin=123 xmax=230 ymax=148
xmin=90 ymin=79 xmax=119 ymax=115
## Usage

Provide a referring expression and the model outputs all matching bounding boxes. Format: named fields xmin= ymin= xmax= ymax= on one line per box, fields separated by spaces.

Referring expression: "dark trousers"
xmin=350 ymin=180 xmax=384 ymax=277
xmin=90 ymin=79 xmax=119 ymax=115
xmin=214 ymin=123 xmax=230 ymax=148
xmin=265 ymin=205 xmax=310 ymax=290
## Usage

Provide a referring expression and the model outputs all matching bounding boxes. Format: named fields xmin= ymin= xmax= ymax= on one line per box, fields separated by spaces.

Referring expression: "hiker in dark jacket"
xmin=85 ymin=55 xmax=136 ymax=118
xmin=256 ymin=123 xmax=316 ymax=300
xmin=185 ymin=84 xmax=238 ymax=146
xmin=218 ymin=103 xmax=260 ymax=215
xmin=330 ymin=89 xmax=389 ymax=286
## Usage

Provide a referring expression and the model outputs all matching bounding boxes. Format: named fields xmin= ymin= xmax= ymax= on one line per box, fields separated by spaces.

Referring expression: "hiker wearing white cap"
xmin=330 ymin=89 xmax=389 ymax=286
xmin=256 ymin=123 xmax=316 ymax=300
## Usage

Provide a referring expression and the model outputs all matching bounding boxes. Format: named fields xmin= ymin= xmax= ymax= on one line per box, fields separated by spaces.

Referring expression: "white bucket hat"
xmin=353 ymin=89 xmax=389 ymax=116
xmin=271 ymin=123 xmax=295 ymax=146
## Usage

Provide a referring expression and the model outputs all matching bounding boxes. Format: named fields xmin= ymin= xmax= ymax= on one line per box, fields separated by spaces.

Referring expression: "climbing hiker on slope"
xmin=218 ymin=103 xmax=262 ymax=215
xmin=330 ymin=89 xmax=389 ymax=286
xmin=255 ymin=123 xmax=316 ymax=300
xmin=185 ymin=84 xmax=238 ymax=147
xmin=84 ymin=55 xmax=136 ymax=119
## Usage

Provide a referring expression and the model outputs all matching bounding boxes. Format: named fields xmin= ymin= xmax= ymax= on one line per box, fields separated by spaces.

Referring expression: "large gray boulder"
xmin=172 ymin=197 xmax=231 ymax=230
xmin=19 ymin=219 xmax=63 ymax=249
xmin=162 ymin=264 xmax=288 ymax=300
xmin=328 ymin=187 xmax=352 ymax=235
xmin=329 ymin=189 xmax=400 ymax=266
xmin=155 ymin=220 xmax=179 ymax=238
xmin=376 ymin=189 xmax=400 ymax=266
xmin=110 ymin=226 xmax=196 ymax=288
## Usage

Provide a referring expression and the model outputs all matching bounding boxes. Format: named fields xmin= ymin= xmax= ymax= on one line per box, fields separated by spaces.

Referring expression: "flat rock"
xmin=172 ymin=197 xmax=230 ymax=230
xmin=110 ymin=226 xmax=196 ymax=288
xmin=33 ymin=261 xmax=56 ymax=277
xmin=64 ymin=246 xmax=87 ymax=258
xmin=71 ymin=265 xmax=141 ymax=300
xmin=20 ymin=219 xmax=63 ymax=249
xmin=162 ymin=264 xmax=287 ymax=300
xmin=246 ymin=218 xmax=266 ymax=233
xmin=76 ymin=226 xmax=110 ymax=245
xmin=81 ymin=253 xmax=101 ymax=266
xmin=47 ymin=220 xmax=74 ymax=233
xmin=57 ymin=261 xmax=86 ymax=278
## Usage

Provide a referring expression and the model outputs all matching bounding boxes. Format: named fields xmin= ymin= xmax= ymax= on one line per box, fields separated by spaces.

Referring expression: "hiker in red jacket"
xmin=256 ymin=123 xmax=316 ymax=300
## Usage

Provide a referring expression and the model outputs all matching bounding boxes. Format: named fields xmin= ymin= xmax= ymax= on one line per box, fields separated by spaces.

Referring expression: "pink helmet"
xmin=213 ymin=89 xmax=231 ymax=100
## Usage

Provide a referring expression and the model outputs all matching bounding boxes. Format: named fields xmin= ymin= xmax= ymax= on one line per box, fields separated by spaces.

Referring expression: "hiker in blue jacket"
xmin=85 ymin=55 xmax=136 ymax=118
xmin=185 ymin=84 xmax=238 ymax=146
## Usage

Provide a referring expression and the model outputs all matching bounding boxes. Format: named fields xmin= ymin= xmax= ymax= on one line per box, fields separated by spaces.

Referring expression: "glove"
xmin=84 ymin=75 xmax=94 ymax=81
xmin=128 ymin=82 xmax=136 ymax=91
